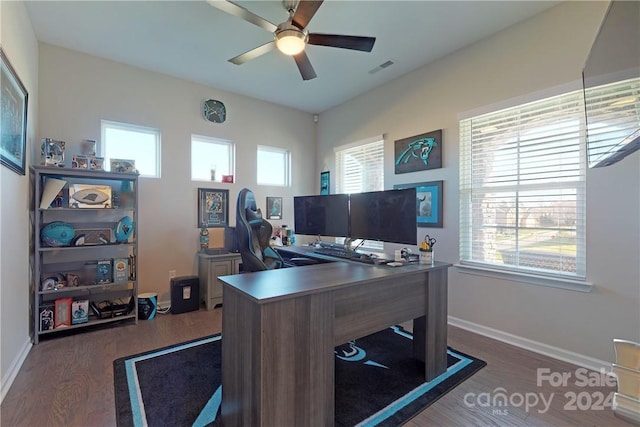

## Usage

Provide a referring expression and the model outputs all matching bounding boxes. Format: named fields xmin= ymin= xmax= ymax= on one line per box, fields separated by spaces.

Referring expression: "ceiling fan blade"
xmin=293 ymin=51 xmax=317 ymax=80
xmin=207 ymin=0 xmax=277 ymax=33
xmin=229 ymin=41 xmax=276 ymax=65
xmin=308 ymin=33 xmax=376 ymax=52
xmin=292 ymin=0 xmax=324 ymax=30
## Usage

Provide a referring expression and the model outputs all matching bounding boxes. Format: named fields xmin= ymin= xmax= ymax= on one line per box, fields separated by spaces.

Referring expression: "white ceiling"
xmin=25 ymin=1 xmax=561 ymax=114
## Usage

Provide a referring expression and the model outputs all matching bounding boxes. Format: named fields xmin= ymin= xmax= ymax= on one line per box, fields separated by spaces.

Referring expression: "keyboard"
xmin=314 ymin=247 xmax=349 ymax=258
xmin=313 ymin=247 xmax=375 ymax=264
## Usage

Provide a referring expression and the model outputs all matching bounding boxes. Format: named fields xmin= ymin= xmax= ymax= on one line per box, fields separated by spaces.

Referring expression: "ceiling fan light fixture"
xmin=275 ymin=28 xmax=306 ymax=56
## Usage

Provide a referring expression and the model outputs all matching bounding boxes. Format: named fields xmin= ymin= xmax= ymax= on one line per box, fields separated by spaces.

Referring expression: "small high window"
xmin=191 ymin=135 xmax=235 ymax=182
xmin=101 ymin=120 xmax=161 ymax=178
xmin=257 ymin=145 xmax=290 ymax=186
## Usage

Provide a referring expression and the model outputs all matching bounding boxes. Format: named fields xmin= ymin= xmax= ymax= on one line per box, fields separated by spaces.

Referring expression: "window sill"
xmin=453 ymin=263 xmax=593 ymax=293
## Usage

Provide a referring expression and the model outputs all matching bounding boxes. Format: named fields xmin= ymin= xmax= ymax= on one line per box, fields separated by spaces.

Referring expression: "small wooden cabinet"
xmin=198 ymin=252 xmax=242 ymax=310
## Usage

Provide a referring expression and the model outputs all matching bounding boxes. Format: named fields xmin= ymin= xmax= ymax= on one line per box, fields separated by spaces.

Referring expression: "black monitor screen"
xmin=349 ymin=188 xmax=417 ymax=245
xmin=294 ymin=194 xmax=350 ymax=238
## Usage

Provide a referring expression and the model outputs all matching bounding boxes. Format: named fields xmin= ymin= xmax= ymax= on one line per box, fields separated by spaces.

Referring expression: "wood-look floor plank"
xmin=0 ymin=310 xmax=629 ymax=426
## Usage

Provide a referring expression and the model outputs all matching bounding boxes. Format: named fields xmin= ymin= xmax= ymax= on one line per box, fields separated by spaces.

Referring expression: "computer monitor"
xmin=293 ymin=194 xmax=350 ymax=238
xmin=349 ymin=188 xmax=417 ymax=245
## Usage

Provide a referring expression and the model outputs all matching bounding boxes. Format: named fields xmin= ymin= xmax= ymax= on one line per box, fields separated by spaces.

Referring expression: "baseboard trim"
xmin=1 ymin=338 xmax=32 ymax=404
xmin=448 ymin=316 xmax=612 ymax=373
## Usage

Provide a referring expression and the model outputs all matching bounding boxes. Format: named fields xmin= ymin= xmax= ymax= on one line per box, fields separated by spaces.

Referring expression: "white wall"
xmin=318 ymin=1 xmax=640 ymax=363
xmin=0 ymin=0 xmax=39 ymax=401
xmin=37 ymin=44 xmax=317 ymax=302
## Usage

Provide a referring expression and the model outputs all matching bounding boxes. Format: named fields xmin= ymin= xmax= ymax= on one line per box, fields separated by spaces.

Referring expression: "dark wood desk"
xmin=218 ymin=250 xmax=450 ymax=427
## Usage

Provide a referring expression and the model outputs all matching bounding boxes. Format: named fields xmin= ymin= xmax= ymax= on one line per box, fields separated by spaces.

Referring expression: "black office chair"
xmin=236 ymin=188 xmax=285 ymax=272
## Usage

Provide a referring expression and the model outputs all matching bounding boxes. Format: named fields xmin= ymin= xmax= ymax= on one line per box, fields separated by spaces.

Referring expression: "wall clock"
xmin=203 ymin=99 xmax=226 ymax=123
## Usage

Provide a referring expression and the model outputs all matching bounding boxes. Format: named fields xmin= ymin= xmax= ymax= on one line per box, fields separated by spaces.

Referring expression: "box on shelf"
xmin=80 ymin=139 xmax=96 ymax=157
xmin=54 ymin=298 xmax=72 ymax=328
xmin=40 ymin=138 xmax=66 ymax=166
xmin=71 ymin=300 xmax=89 ymax=324
xmin=69 ymin=184 xmax=112 ymax=208
xmin=71 ymin=229 xmax=111 ymax=246
xmin=39 ymin=303 xmax=55 ymax=331
xmin=110 ymin=159 xmax=136 ymax=173
xmin=71 ymin=155 xmax=90 ymax=169
xmin=113 ymin=258 xmax=129 ymax=284
xmin=90 ymin=156 xmax=105 ymax=171
xmin=96 ymin=259 xmax=113 ymax=283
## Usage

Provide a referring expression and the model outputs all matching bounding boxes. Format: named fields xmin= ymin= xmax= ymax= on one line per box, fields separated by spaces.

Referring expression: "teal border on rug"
xmin=122 ymin=329 xmax=476 ymax=427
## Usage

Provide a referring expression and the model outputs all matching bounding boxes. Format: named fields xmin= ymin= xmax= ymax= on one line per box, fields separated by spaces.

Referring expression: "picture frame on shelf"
xmin=394 ymin=180 xmax=443 ymax=228
xmin=110 ymin=158 xmax=136 ymax=173
xmin=41 ymin=139 xmax=66 ymax=167
xmin=198 ymin=188 xmax=229 ymax=228
xmin=320 ymin=171 xmax=330 ymax=195
xmin=266 ymin=197 xmax=283 ymax=220
xmin=1 ymin=48 xmax=28 ymax=175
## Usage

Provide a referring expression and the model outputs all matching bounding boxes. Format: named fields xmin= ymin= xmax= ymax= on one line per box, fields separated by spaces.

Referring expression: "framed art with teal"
xmin=394 ymin=129 xmax=442 ymax=174
xmin=198 ymin=188 xmax=229 ymax=227
xmin=320 ymin=171 xmax=330 ymax=195
xmin=1 ymin=48 xmax=28 ymax=175
xmin=266 ymin=196 xmax=282 ymax=220
xmin=393 ymin=181 xmax=443 ymax=228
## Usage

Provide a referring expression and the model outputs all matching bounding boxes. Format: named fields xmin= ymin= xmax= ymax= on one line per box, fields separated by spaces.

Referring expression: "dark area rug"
xmin=114 ymin=326 xmax=485 ymax=427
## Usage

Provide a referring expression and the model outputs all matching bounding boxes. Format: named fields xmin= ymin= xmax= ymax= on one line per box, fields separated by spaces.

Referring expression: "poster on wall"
xmin=394 ymin=181 xmax=443 ymax=228
xmin=394 ymin=129 xmax=442 ymax=174
xmin=1 ymin=48 xmax=28 ymax=175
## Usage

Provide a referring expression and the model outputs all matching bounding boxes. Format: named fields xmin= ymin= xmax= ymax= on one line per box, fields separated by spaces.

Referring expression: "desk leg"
xmin=413 ymin=268 xmax=448 ymax=381
xmin=222 ymin=286 xmax=334 ymax=427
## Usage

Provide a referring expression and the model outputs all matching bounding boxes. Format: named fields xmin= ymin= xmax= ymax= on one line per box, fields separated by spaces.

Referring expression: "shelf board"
xmin=37 ymin=314 xmax=136 ymax=335
xmin=38 ymin=242 xmax=135 ymax=252
xmin=39 ymin=207 xmax=134 ymax=212
xmin=39 ymin=281 xmax=134 ymax=295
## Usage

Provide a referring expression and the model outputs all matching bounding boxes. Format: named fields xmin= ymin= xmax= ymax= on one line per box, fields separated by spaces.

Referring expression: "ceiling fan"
xmin=207 ymin=0 xmax=376 ymax=80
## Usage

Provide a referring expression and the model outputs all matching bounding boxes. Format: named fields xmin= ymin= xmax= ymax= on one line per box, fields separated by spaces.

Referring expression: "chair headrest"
xmin=246 ymin=206 xmax=263 ymax=226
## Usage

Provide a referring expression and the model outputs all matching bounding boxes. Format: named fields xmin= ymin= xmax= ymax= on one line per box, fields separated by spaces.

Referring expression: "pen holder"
xmin=419 ymin=249 xmax=434 ymax=265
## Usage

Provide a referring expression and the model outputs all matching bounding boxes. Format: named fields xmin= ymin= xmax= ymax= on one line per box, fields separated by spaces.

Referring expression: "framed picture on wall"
xmin=198 ymin=188 xmax=229 ymax=227
xmin=394 ymin=181 xmax=443 ymax=228
xmin=394 ymin=129 xmax=442 ymax=175
xmin=266 ymin=197 xmax=282 ymax=220
xmin=1 ymin=48 xmax=28 ymax=175
xmin=320 ymin=171 xmax=330 ymax=195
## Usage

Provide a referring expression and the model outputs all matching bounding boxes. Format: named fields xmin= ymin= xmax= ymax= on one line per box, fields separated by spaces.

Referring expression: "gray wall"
xmin=317 ymin=1 xmax=639 ymax=364
xmin=37 ymin=44 xmax=317 ymax=301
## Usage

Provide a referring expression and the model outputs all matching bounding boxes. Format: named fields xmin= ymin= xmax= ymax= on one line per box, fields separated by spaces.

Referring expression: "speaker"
xmin=170 ymin=276 xmax=200 ymax=314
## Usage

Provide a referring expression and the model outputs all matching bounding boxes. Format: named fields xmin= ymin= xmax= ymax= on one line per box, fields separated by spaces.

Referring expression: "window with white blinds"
xmin=335 ymin=136 xmax=384 ymax=250
xmin=335 ymin=137 xmax=384 ymax=194
xmin=584 ymin=77 xmax=640 ymax=167
xmin=459 ymin=90 xmax=587 ymax=280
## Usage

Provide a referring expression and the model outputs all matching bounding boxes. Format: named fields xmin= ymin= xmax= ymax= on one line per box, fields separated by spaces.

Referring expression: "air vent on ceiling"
xmin=369 ymin=60 xmax=395 ymax=75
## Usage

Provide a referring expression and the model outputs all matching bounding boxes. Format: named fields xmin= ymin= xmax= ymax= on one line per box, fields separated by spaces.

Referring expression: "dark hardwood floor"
xmin=0 ymin=308 xmax=628 ymax=426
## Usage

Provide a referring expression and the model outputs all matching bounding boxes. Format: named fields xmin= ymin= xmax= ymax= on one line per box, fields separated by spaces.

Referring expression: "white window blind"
xmin=584 ymin=77 xmax=640 ymax=167
xmin=459 ymin=90 xmax=587 ymax=279
xmin=335 ymin=138 xmax=384 ymax=194
xmin=335 ymin=136 xmax=384 ymax=250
